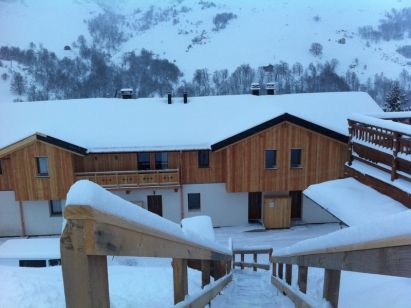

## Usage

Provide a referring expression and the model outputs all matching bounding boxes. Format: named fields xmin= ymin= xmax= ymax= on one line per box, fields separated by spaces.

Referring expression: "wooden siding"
xmin=11 ymin=141 xmax=75 ymax=201
xmin=74 ymin=152 xmax=179 ymax=173
xmin=180 ymin=150 xmax=226 ymax=184
xmin=225 ymin=122 xmax=348 ymax=192
xmin=0 ymin=157 xmax=14 ymax=190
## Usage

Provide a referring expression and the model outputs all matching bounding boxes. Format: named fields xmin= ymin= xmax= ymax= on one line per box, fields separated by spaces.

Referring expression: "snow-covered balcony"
xmin=74 ymin=169 xmax=180 ymax=189
xmin=346 ymin=113 xmax=411 ymax=207
xmin=347 ymin=113 xmax=411 ymax=181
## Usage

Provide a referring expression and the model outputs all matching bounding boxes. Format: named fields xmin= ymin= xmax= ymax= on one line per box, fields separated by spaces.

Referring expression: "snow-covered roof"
xmin=0 ymin=92 xmax=380 ymax=152
xmin=304 ymin=178 xmax=408 ymax=226
xmin=0 ymin=238 xmax=60 ymax=259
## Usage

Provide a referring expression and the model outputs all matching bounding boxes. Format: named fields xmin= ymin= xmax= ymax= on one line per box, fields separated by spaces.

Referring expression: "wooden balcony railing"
xmin=61 ymin=181 xmax=233 ymax=307
xmin=348 ymin=118 xmax=411 ymax=182
xmin=74 ymin=169 xmax=180 ymax=189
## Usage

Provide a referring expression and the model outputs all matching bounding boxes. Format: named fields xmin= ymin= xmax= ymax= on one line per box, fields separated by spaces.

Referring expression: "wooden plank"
xmin=64 ymin=206 xmax=231 ymax=259
xmin=323 ymin=269 xmax=341 ymax=308
xmin=60 ymin=222 xmax=109 ymax=308
xmin=298 ymin=266 xmax=308 ymax=294
xmin=233 ymin=248 xmax=273 ymax=254
xmin=271 ymin=276 xmax=313 ymax=308
xmin=272 ymin=245 xmax=411 ymax=278
xmin=201 ymin=260 xmax=211 ymax=288
xmin=240 ymin=253 xmax=244 ymax=269
xmin=173 ymin=258 xmax=188 ymax=305
xmin=233 ymin=262 xmax=270 ymax=270
xmin=278 ymin=263 xmax=284 ymax=279
xmin=285 ymin=264 xmax=292 ymax=285
xmin=85 ymin=221 xmax=231 ymax=260
xmin=176 ymin=273 xmax=232 ymax=308
xmin=272 ymin=261 xmax=277 ymax=277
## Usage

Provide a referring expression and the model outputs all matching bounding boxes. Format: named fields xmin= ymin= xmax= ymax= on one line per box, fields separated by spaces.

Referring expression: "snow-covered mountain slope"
xmin=0 ymin=0 xmax=410 ymax=82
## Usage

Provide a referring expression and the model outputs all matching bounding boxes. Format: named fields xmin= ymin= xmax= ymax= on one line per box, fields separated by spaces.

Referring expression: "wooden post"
xmin=61 ymin=221 xmax=110 ymax=308
xmin=172 ymin=258 xmax=188 ymax=304
xmin=201 ymin=260 xmax=211 ymax=288
xmin=347 ymin=121 xmax=354 ymax=166
xmin=392 ymin=132 xmax=400 ymax=181
xmin=240 ymin=253 xmax=244 ymax=270
xmin=278 ymin=263 xmax=284 ymax=279
xmin=253 ymin=253 xmax=257 ymax=271
xmin=323 ymin=269 xmax=341 ymax=308
xmin=285 ymin=264 xmax=292 ymax=285
xmin=298 ymin=266 xmax=308 ymax=293
xmin=272 ymin=262 xmax=277 ymax=277
xmin=232 ymin=253 xmax=235 ymax=269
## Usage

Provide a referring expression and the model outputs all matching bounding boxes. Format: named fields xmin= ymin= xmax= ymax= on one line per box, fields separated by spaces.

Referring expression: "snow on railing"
xmin=348 ymin=114 xmax=411 ymax=181
xmin=61 ymin=180 xmax=232 ymax=308
xmin=270 ymin=210 xmax=411 ymax=307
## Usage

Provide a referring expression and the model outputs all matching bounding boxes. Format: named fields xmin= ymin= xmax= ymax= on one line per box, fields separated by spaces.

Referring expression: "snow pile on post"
xmin=65 ymin=180 xmax=230 ymax=254
xmin=304 ymin=178 xmax=408 ymax=226
xmin=275 ymin=210 xmax=411 ymax=257
xmin=181 ymin=216 xmax=215 ymax=241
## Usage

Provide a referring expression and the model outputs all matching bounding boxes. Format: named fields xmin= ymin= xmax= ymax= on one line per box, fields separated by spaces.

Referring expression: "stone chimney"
xmin=168 ymin=92 xmax=172 ymax=104
xmin=266 ymin=82 xmax=277 ymax=95
xmin=120 ymin=88 xmax=133 ymax=99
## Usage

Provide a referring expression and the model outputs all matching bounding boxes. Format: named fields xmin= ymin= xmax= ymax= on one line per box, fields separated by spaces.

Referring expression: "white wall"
xmin=302 ymin=194 xmax=340 ymax=224
xmin=23 ymin=200 xmax=64 ymax=236
xmin=183 ymin=183 xmax=248 ymax=227
xmin=114 ymin=188 xmax=181 ymax=223
xmin=0 ymin=191 xmax=22 ymax=236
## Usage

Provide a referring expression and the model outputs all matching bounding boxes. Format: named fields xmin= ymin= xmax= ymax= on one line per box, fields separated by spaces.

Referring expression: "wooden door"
xmin=290 ymin=191 xmax=302 ymax=219
xmin=248 ymin=192 xmax=262 ymax=221
xmin=263 ymin=196 xmax=291 ymax=229
xmin=147 ymin=195 xmax=163 ymax=216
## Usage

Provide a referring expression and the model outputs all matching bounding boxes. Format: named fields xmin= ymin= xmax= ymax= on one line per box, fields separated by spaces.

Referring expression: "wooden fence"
xmin=61 ymin=205 xmax=232 ymax=307
xmin=271 ymin=238 xmax=411 ymax=307
xmin=232 ymin=248 xmax=273 ymax=271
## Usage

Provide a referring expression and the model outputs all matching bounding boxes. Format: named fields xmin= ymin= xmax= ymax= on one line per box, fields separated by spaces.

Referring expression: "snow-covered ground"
xmin=1 ymin=222 xmax=410 ymax=307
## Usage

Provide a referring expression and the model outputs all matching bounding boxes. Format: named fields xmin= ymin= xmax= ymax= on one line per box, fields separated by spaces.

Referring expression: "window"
xmin=0 ymin=160 xmax=2 ymax=175
xmin=188 ymin=193 xmax=201 ymax=211
xmin=48 ymin=259 xmax=61 ymax=266
xmin=155 ymin=152 xmax=168 ymax=170
xmin=265 ymin=150 xmax=277 ymax=169
xmin=36 ymin=157 xmax=49 ymax=176
xmin=138 ymin=153 xmax=150 ymax=170
xmin=198 ymin=150 xmax=209 ymax=168
xmin=19 ymin=260 xmax=47 ymax=267
xmin=290 ymin=149 xmax=302 ymax=168
xmin=49 ymin=200 xmax=62 ymax=216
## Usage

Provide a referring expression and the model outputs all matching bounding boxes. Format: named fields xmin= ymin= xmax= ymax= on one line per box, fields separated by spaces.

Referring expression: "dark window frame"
xmin=188 ymin=193 xmax=201 ymax=211
xmin=198 ymin=150 xmax=210 ymax=168
xmin=137 ymin=152 xmax=151 ymax=170
xmin=49 ymin=200 xmax=62 ymax=216
xmin=36 ymin=157 xmax=49 ymax=176
xmin=290 ymin=148 xmax=302 ymax=168
xmin=155 ymin=152 xmax=168 ymax=170
xmin=264 ymin=149 xmax=277 ymax=169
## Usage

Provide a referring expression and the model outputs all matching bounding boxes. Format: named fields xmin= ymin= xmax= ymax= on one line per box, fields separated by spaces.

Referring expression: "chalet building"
xmin=0 ymin=92 xmax=381 ymax=236
xmin=301 ymin=112 xmax=411 ymax=226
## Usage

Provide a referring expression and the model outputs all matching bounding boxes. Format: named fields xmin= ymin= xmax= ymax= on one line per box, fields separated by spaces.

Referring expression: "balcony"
xmin=348 ymin=114 xmax=411 ymax=182
xmin=75 ymin=169 xmax=180 ymax=189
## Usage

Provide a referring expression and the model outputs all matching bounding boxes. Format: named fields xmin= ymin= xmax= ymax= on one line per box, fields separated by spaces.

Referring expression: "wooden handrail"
xmin=61 ymin=195 xmax=232 ymax=307
xmin=232 ymin=247 xmax=273 ymax=271
xmin=270 ymin=238 xmax=411 ymax=307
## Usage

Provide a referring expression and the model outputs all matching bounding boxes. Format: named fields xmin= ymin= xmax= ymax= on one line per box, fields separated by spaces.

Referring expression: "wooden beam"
xmin=233 ymin=248 xmax=273 ymax=255
xmin=278 ymin=263 xmax=284 ymax=279
xmin=298 ymin=266 xmax=308 ymax=294
xmin=60 ymin=222 xmax=109 ymax=308
xmin=272 ymin=245 xmax=411 ymax=278
xmin=323 ymin=269 xmax=341 ymax=308
xmin=272 ymin=261 xmax=277 ymax=277
xmin=201 ymin=260 xmax=211 ymax=288
xmin=240 ymin=253 xmax=244 ymax=269
xmin=176 ymin=273 xmax=232 ymax=308
xmin=172 ymin=258 xmax=188 ymax=305
xmin=233 ymin=262 xmax=270 ymax=270
xmin=271 ymin=276 xmax=313 ymax=308
xmin=285 ymin=264 xmax=292 ymax=285
xmin=253 ymin=253 xmax=257 ymax=271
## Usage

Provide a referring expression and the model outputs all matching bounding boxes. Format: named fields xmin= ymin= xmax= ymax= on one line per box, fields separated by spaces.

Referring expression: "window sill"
xmin=36 ymin=175 xmax=50 ymax=178
xmin=188 ymin=209 xmax=201 ymax=212
xmin=265 ymin=167 xmax=278 ymax=170
xmin=290 ymin=166 xmax=303 ymax=169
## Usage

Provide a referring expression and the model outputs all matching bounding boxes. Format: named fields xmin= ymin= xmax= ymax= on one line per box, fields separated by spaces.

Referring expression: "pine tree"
xmin=384 ymin=82 xmax=408 ymax=111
